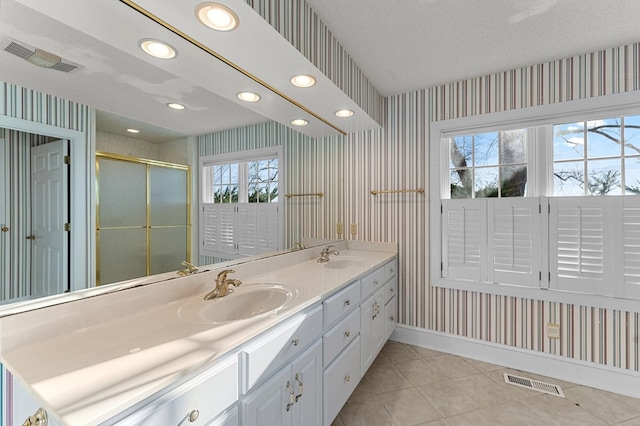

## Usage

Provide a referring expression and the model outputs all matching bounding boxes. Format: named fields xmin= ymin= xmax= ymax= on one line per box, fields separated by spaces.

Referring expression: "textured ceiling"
xmin=305 ymin=0 xmax=640 ymax=96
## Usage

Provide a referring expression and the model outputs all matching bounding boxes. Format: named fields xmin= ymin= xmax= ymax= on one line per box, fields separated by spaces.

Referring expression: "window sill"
xmin=433 ymin=277 xmax=640 ymax=312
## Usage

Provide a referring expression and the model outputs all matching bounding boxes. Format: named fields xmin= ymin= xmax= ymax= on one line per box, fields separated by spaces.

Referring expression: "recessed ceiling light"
xmin=167 ymin=102 xmax=186 ymax=110
xmin=126 ymin=128 xmax=140 ymax=134
xmin=237 ymin=92 xmax=261 ymax=102
xmin=196 ymin=3 xmax=239 ymax=31
xmin=291 ymin=119 xmax=309 ymax=126
xmin=139 ymin=39 xmax=177 ymax=59
xmin=290 ymin=74 xmax=316 ymax=88
xmin=335 ymin=109 xmax=354 ymax=118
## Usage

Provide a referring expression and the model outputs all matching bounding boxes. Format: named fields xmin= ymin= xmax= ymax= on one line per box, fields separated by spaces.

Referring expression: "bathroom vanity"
xmin=0 ymin=240 xmax=397 ymax=426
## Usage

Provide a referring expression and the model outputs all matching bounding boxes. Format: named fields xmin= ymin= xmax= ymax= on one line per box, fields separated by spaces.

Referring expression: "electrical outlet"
xmin=336 ymin=223 xmax=343 ymax=235
xmin=350 ymin=223 xmax=357 ymax=235
xmin=547 ymin=323 xmax=560 ymax=339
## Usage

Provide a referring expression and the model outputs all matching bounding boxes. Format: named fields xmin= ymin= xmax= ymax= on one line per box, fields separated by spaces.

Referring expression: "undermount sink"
xmin=178 ymin=284 xmax=297 ymax=324
xmin=323 ymin=257 xmax=368 ymax=270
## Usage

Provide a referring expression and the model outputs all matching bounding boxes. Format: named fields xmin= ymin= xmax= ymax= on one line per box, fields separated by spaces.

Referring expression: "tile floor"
xmin=331 ymin=341 xmax=640 ymax=426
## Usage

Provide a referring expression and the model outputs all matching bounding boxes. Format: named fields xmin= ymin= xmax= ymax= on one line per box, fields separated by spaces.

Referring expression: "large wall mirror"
xmin=0 ymin=0 xmax=357 ymax=312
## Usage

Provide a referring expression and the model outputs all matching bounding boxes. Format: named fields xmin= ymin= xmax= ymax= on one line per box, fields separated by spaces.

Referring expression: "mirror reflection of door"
xmin=30 ymin=140 xmax=70 ymax=298
xmin=0 ymin=132 xmax=70 ymax=302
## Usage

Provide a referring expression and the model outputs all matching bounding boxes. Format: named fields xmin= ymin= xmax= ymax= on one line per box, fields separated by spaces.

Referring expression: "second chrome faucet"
xmin=317 ymin=245 xmax=339 ymax=263
xmin=204 ymin=269 xmax=243 ymax=300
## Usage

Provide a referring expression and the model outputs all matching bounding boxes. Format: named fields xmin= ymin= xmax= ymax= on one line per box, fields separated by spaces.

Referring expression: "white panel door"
xmin=30 ymin=140 xmax=69 ymax=297
xmin=0 ymin=138 xmax=8 ymax=300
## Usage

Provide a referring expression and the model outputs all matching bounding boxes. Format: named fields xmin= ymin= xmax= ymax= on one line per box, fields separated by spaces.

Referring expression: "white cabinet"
xmin=241 ymin=340 xmax=322 ymax=426
xmin=360 ymin=288 xmax=385 ymax=374
xmin=117 ymin=356 xmax=239 ymax=426
xmin=208 ymin=406 xmax=239 ymax=426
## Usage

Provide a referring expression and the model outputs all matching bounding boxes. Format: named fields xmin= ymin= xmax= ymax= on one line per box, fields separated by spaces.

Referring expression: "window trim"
xmin=430 ymin=91 xmax=640 ymax=312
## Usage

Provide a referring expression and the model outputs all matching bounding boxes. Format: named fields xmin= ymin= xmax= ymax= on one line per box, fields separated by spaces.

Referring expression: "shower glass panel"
xmin=99 ymin=228 xmax=147 ymax=284
xmin=98 ymin=159 xmax=146 ymax=227
xmin=150 ymin=227 xmax=187 ymax=275
xmin=150 ymin=166 xmax=187 ymax=226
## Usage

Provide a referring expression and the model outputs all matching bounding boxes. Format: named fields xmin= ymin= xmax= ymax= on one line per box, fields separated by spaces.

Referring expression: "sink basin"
xmin=323 ymin=257 xmax=368 ymax=270
xmin=178 ymin=284 xmax=297 ymax=324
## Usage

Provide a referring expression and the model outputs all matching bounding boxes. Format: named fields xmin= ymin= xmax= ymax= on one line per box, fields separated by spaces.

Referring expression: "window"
xmin=200 ymin=148 xmax=282 ymax=259
xmin=449 ymin=129 xmax=528 ymax=198
xmin=553 ymin=115 xmax=640 ymax=196
xmin=431 ymin=96 xmax=640 ymax=308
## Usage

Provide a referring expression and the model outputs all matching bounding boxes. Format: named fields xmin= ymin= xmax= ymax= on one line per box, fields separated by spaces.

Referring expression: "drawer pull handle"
xmin=390 ymin=316 xmax=395 ymax=321
xmin=21 ymin=407 xmax=47 ymax=426
xmin=286 ymin=381 xmax=295 ymax=411
xmin=294 ymin=373 xmax=304 ymax=401
xmin=344 ymin=330 xmax=350 ymax=338
xmin=291 ymin=338 xmax=300 ymax=346
xmin=188 ymin=409 xmax=200 ymax=423
xmin=345 ymin=299 xmax=350 ymax=306
xmin=374 ymin=280 xmax=379 ymax=286
xmin=345 ymin=375 xmax=351 ymax=382
xmin=390 ymin=268 xmax=394 ymax=274
xmin=390 ymin=288 xmax=394 ymax=292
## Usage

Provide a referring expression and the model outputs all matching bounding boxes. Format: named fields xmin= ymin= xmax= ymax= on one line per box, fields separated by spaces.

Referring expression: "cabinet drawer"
xmin=241 ymin=305 xmax=323 ymax=393
xmin=384 ymin=259 xmax=397 ymax=282
xmin=323 ymin=336 xmax=361 ymax=426
xmin=323 ymin=281 xmax=360 ymax=327
xmin=323 ymin=307 xmax=360 ymax=367
xmin=383 ymin=276 xmax=397 ymax=304
xmin=119 ymin=356 xmax=238 ymax=425
xmin=360 ymin=267 xmax=385 ymax=300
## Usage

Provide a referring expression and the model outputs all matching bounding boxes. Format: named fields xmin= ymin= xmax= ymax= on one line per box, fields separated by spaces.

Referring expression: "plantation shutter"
xmin=256 ymin=204 xmax=278 ymax=253
xmin=549 ymin=197 xmax=613 ymax=295
xmin=237 ymin=204 xmax=257 ymax=256
xmin=442 ymin=199 xmax=485 ymax=281
xmin=488 ymin=198 xmax=540 ymax=287
xmin=202 ymin=203 xmax=236 ymax=255
xmin=620 ymin=197 xmax=640 ymax=300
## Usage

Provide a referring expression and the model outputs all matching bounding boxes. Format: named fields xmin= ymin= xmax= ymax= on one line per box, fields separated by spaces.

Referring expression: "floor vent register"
xmin=503 ymin=373 xmax=565 ymax=397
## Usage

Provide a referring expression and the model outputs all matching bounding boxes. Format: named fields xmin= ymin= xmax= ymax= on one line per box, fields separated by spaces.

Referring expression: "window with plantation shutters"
xmin=432 ymin=100 xmax=640 ymax=305
xmin=199 ymin=148 xmax=282 ymax=260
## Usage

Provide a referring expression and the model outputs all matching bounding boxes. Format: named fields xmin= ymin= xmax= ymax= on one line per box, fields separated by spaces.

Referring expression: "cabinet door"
xmin=360 ymin=294 xmax=374 ymax=374
xmin=291 ymin=341 xmax=322 ymax=426
xmin=372 ymin=289 xmax=386 ymax=356
xmin=241 ymin=366 xmax=291 ymax=426
xmin=384 ymin=296 xmax=397 ymax=341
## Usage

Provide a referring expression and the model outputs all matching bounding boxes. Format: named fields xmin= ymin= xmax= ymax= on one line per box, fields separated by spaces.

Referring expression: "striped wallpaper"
xmin=244 ymin=0 xmax=384 ymax=126
xmin=431 ymin=43 xmax=640 ymax=121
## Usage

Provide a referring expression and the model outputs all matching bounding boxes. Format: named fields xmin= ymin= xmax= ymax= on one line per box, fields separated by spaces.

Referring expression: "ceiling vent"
xmin=1 ymin=38 xmax=80 ymax=73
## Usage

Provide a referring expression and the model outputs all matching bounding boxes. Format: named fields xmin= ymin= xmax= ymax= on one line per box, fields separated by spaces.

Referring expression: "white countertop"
xmin=0 ymin=242 xmax=396 ymax=425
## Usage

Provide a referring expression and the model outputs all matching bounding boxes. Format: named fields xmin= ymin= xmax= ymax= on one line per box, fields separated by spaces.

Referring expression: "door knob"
xmin=1 ymin=226 xmax=8 ymax=232
xmin=26 ymin=235 xmax=36 ymax=240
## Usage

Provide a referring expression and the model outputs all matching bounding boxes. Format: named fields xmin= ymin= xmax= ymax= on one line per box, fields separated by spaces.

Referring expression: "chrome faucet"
xmin=317 ymin=245 xmax=339 ymax=263
xmin=177 ymin=261 xmax=199 ymax=276
xmin=204 ymin=269 xmax=242 ymax=300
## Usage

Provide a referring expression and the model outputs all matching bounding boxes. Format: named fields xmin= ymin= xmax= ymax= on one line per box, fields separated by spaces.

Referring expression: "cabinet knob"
xmin=291 ymin=338 xmax=300 ymax=346
xmin=345 ymin=375 xmax=351 ymax=382
xmin=374 ymin=280 xmax=379 ymax=286
xmin=344 ymin=331 xmax=350 ymax=338
xmin=390 ymin=316 xmax=395 ymax=321
xmin=188 ymin=409 xmax=200 ymax=422
xmin=344 ymin=299 xmax=350 ymax=306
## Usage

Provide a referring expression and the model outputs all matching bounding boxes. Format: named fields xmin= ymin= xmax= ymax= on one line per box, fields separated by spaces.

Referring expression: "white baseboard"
xmin=391 ymin=324 xmax=640 ymax=399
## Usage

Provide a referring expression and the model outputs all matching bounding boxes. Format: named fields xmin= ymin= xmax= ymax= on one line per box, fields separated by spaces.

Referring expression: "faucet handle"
xmin=181 ymin=261 xmax=198 ymax=273
xmin=216 ymin=269 xmax=235 ymax=282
